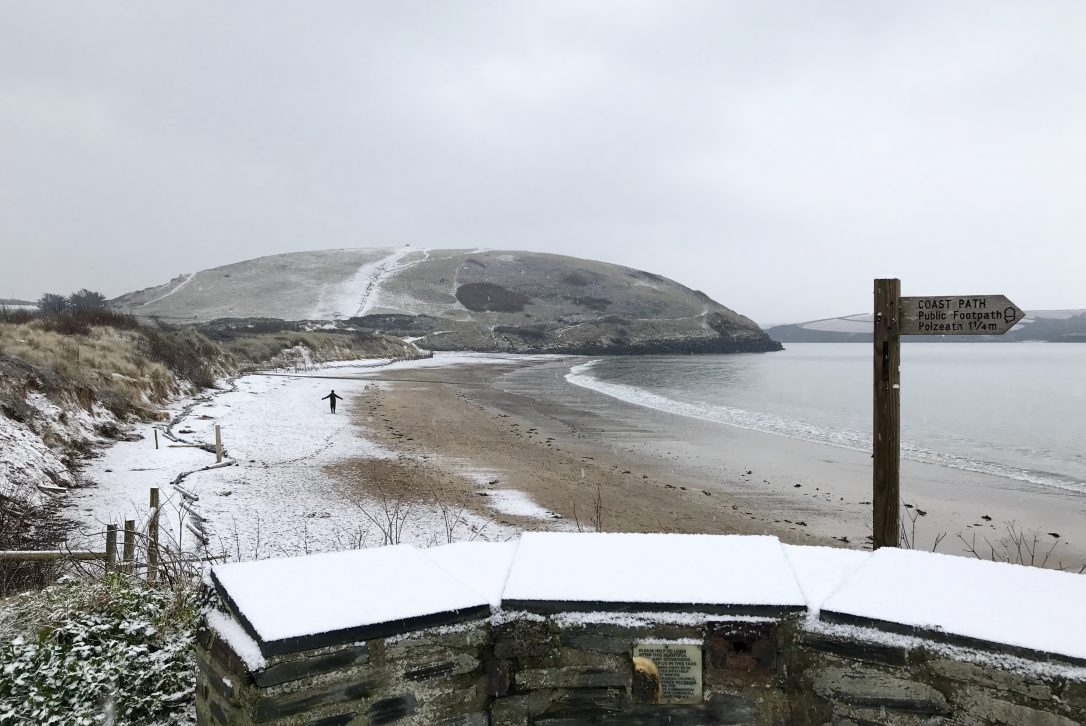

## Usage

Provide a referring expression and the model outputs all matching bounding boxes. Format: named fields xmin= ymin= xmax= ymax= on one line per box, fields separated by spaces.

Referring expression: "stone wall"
xmin=195 ymin=609 xmax=1086 ymax=726
xmin=195 ymin=618 xmax=491 ymax=726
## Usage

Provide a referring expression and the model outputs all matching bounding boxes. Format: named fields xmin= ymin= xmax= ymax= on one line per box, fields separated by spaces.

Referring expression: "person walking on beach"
xmin=322 ymin=389 xmax=344 ymax=414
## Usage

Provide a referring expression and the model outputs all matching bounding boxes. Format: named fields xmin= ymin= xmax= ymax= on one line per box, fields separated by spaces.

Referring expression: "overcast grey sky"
xmin=1 ymin=1 xmax=1083 ymax=323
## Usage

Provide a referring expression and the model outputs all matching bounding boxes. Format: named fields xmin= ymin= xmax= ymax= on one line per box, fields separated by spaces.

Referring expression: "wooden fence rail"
xmin=1 ymin=490 xmax=155 ymax=573
xmin=0 ymin=551 xmax=109 ymax=562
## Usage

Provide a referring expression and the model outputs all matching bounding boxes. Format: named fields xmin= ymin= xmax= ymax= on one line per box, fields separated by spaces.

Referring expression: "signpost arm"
xmin=873 ymin=278 xmax=901 ymax=549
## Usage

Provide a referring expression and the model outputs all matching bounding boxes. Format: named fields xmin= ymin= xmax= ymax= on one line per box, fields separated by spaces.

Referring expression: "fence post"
xmin=154 ymin=428 xmax=159 ymax=450
xmin=122 ymin=520 xmax=136 ymax=573
xmin=105 ymin=524 xmax=118 ymax=572
xmin=148 ymin=488 xmax=160 ymax=582
xmin=215 ymin=424 xmax=223 ymax=464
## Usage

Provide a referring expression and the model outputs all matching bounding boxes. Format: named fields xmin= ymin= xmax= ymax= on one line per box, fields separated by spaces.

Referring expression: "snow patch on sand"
xmin=485 ymin=490 xmax=560 ymax=520
xmin=70 ymin=355 xmax=535 ymax=558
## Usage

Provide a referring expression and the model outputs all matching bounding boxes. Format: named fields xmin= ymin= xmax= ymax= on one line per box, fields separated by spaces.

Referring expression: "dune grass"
xmin=0 ymin=323 xmax=178 ymax=417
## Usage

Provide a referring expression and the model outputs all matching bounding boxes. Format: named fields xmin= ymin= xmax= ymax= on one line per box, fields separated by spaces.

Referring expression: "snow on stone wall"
xmin=197 ymin=534 xmax=1086 ymax=726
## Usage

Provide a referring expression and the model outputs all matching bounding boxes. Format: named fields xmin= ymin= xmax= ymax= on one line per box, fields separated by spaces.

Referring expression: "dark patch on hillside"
xmin=198 ymin=318 xmax=299 ymax=337
xmin=349 ymin=314 xmax=448 ymax=336
xmin=493 ymin=325 xmax=548 ymax=340
xmin=568 ymin=296 xmax=612 ymax=312
xmin=630 ymin=270 xmax=666 ymax=283
xmin=455 ymin=283 xmax=531 ymax=313
xmin=707 ymin=313 xmax=748 ymax=337
xmin=693 ymin=290 xmax=715 ymax=303
xmin=463 ymin=258 xmax=487 ymax=269
xmin=562 ymin=271 xmax=597 ymax=287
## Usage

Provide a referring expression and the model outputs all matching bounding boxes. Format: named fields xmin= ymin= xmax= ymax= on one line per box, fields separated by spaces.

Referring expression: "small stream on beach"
xmin=565 ymin=343 xmax=1086 ymax=496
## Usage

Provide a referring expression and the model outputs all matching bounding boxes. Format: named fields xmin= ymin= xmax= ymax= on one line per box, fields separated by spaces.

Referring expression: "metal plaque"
xmin=632 ymin=642 xmax=703 ymax=704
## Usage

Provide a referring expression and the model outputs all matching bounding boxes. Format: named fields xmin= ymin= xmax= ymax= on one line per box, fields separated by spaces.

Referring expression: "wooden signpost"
xmin=872 ymin=280 xmax=1024 ymax=549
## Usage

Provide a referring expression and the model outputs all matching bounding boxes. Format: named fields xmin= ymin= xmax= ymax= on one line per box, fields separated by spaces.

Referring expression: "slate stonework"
xmin=195 ymin=609 xmax=1086 ymax=726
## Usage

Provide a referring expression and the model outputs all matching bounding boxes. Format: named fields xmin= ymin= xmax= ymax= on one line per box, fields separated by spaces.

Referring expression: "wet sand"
xmin=330 ymin=356 xmax=1086 ymax=569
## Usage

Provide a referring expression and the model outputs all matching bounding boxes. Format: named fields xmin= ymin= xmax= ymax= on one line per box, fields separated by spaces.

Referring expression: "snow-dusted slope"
xmin=114 ymin=248 xmax=398 ymax=322
xmin=113 ymin=248 xmax=781 ymax=354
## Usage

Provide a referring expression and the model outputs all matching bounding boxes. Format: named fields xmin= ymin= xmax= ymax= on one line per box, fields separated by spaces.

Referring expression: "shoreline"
xmin=340 ymin=354 xmax=1086 ymax=569
xmin=69 ymin=351 xmax=1085 ymax=570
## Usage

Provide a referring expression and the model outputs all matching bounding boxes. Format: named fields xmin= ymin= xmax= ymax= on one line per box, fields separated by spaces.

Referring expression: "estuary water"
xmin=566 ymin=343 xmax=1086 ymax=496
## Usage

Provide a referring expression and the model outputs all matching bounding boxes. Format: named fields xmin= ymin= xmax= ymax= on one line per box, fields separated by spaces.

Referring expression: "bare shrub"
xmin=958 ymin=521 xmax=1084 ymax=573
xmin=349 ymin=473 xmax=414 ymax=546
xmin=0 ymin=488 xmax=75 ymax=596
xmin=40 ymin=309 xmax=140 ymax=336
xmin=572 ymin=482 xmax=605 ymax=533
xmin=0 ymin=307 xmax=35 ymax=325
xmin=898 ymin=501 xmax=945 ymax=552
xmin=429 ymin=482 xmax=488 ymax=544
xmin=897 ymin=499 xmax=1084 ymax=573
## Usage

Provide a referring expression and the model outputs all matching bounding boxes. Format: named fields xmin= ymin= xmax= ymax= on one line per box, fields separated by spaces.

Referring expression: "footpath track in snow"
xmin=69 ymin=354 xmax=529 ymax=559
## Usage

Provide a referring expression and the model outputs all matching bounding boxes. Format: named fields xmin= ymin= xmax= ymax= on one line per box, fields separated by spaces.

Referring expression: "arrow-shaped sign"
xmin=899 ymin=295 xmax=1024 ymax=336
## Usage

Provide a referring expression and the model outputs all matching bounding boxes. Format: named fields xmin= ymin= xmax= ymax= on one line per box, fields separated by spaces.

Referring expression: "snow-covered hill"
xmin=113 ymin=248 xmax=781 ymax=354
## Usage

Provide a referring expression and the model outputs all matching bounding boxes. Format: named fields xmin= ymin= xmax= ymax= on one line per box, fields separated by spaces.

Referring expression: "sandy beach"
xmin=332 ymin=355 xmax=1086 ymax=570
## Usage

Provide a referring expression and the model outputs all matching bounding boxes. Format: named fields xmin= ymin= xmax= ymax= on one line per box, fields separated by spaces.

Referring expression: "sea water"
xmin=565 ymin=343 xmax=1086 ymax=495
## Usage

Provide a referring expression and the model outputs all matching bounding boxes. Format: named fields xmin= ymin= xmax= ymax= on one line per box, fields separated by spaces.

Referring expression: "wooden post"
xmin=873 ymin=278 xmax=901 ymax=549
xmin=154 ymin=428 xmax=159 ymax=450
xmin=148 ymin=487 xmax=160 ymax=582
xmin=105 ymin=524 xmax=118 ymax=571
xmin=122 ymin=520 xmax=136 ymax=573
xmin=215 ymin=424 xmax=222 ymax=464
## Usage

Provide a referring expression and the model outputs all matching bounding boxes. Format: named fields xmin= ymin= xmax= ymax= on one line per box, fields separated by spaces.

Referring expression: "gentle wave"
xmin=565 ymin=360 xmax=1086 ymax=495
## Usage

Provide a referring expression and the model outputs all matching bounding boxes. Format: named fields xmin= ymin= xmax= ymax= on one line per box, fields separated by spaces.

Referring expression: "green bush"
xmin=0 ymin=574 xmax=198 ymax=725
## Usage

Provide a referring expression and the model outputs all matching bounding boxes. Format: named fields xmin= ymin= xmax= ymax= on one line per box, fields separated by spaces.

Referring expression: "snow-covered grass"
xmin=0 ymin=573 xmax=198 ymax=726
